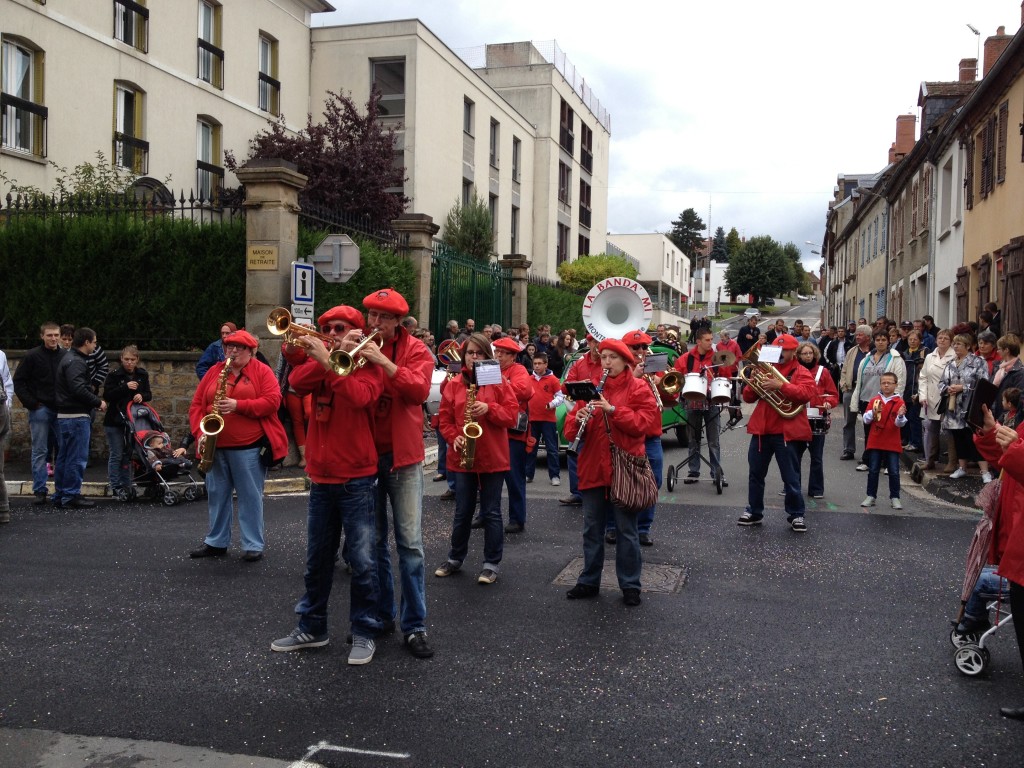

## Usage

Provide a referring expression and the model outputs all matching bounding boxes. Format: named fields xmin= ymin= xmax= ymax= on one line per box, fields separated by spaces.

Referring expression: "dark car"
xmin=762 ymin=297 xmax=776 ymax=306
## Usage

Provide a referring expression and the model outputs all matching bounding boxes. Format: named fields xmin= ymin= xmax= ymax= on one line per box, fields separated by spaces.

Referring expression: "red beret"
xmin=492 ymin=337 xmax=522 ymax=353
xmin=772 ymin=333 xmax=799 ymax=350
xmin=223 ymin=330 xmax=259 ymax=349
xmin=363 ymin=288 xmax=409 ymax=317
xmin=318 ymin=305 xmax=364 ymax=329
xmin=598 ymin=339 xmax=636 ymax=365
xmin=221 ymin=321 xmax=238 ymax=333
xmin=622 ymin=330 xmax=652 ymax=346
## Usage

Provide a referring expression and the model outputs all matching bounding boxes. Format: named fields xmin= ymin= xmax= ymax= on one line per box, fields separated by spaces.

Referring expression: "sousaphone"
xmin=581 ymin=277 xmax=654 ymax=341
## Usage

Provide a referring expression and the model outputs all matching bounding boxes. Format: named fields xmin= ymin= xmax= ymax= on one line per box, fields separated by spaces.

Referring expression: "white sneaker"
xmin=981 ymin=471 xmax=994 ymax=484
xmin=856 ymin=463 xmax=869 ymax=472
xmin=551 ymin=477 xmax=561 ymax=486
xmin=860 ymin=496 xmax=875 ymax=507
xmin=949 ymin=468 xmax=967 ymax=479
xmin=890 ymin=498 xmax=903 ymax=510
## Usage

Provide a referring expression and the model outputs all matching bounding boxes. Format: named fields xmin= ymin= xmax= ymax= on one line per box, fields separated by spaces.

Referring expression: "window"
xmin=196 ymin=118 xmax=223 ymax=200
xmin=559 ymin=99 xmax=574 ymax=154
xmin=114 ymin=83 xmax=147 ymax=173
xmin=197 ymin=1 xmax=224 ymax=89
xmin=511 ymin=136 xmax=521 ymax=183
xmin=940 ymin=158 xmax=953 ymax=232
xmin=510 ymin=205 xmax=519 ymax=254
xmin=578 ymin=234 xmax=590 ymax=257
xmin=463 ymin=98 xmax=474 ymax=136
xmin=461 ymin=179 xmax=472 ymax=206
xmin=114 ymin=0 xmax=148 ymax=53
xmin=997 ymin=100 xmax=1008 ymax=183
xmin=371 ymin=59 xmax=405 ymax=117
xmin=978 ymin=117 xmax=996 ymax=199
xmin=489 ymin=194 xmax=498 ymax=242
xmin=558 ymin=162 xmax=571 ymax=205
xmin=257 ymin=34 xmax=279 ymax=115
xmin=578 ymin=179 xmax=592 ymax=228
xmin=1 ymin=38 xmax=46 ymax=157
xmin=489 ymin=119 xmax=499 ymax=168
xmin=556 ymin=223 xmax=570 ymax=266
xmin=580 ymin=122 xmax=593 ymax=173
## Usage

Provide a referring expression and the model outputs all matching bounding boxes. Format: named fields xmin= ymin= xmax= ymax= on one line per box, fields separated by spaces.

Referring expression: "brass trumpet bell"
xmin=267 ymin=307 xmax=336 ymax=348
xmin=199 ymin=412 xmax=225 ymax=437
xmin=331 ymin=330 xmax=383 ymax=376
xmin=437 ymin=339 xmax=462 ymax=367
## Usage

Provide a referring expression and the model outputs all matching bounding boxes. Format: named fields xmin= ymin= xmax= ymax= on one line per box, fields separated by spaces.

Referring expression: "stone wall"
xmin=4 ymin=351 xmax=203 ymax=462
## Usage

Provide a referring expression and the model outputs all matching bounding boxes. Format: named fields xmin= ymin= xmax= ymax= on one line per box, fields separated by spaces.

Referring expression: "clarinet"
xmin=567 ymin=368 xmax=610 ymax=457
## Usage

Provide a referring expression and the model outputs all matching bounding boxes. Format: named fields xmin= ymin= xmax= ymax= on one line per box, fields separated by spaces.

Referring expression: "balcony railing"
xmin=114 ymin=132 xmax=149 ymax=174
xmin=559 ymin=125 xmax=574 ymax=155
xmin=579 ymin=206 xmax=591 ymax=228
xmin=258 ymin=72 xmax=280 ymax=114
xmin=197 ymin=39 xmax=224 ymax=88
xmin=1 ymin=94 xmax=47 ymax=157
xmin=196 ymin=160 xmax=225 ymax=202
xmin=581 ymin=146 xmax=593 ymax=173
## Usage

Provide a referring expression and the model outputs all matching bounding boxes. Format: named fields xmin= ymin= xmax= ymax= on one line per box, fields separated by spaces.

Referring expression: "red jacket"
xmin=864 ymin=395 xmax=905 ymax=452
xmin=375 ymin=328 xmax=434 ymax=468
xmin=288 ymin=358 xmax=384 ymax=483
xmin=440 ymin=372 xmax=518 ymax=474
xmin=501 ymin=360 xmax=534 ymax=443
xmin=741 ymin=357 xmax=817 ymax=441
xmin=630 ymin=371 xmax=664 ymax=437
xmin=529 ymin=371 xmax=562 ymax=423
xmin=189 ymin=359 xmax=288 ymax=461
xmin=563 ymin=371 xmax=660 ymax=490
xmin=563 ymin=352 xmax=603 ymax=389
xmin=975 ymin=422 xmax=1024 ymax=584
xmin=674 ymin=346 xmax=717 ymax=385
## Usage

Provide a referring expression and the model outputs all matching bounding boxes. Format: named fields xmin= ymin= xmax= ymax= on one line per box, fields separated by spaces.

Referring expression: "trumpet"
xmin=331 ymin=329 xmax=383 ymax=376
xmin=737 ymin=340 xmax=805 ymax=419
xmin=437 ymin=339 xmax=462 ymax=380
xmin=267 ymin=307 xmax=336 ymax=348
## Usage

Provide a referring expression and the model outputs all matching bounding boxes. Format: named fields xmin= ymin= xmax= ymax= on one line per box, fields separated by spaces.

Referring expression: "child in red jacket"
xmin=861 ymin=372 xmax=908 ymax=509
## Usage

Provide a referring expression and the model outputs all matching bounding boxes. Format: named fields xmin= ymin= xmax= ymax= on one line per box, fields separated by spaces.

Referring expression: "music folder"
xmin=565 ymin=381 xmax=601 ymax=402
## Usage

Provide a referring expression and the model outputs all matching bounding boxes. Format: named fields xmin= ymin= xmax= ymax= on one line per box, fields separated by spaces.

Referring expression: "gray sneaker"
xmin=271 ymin=628 xmax=329 ymax=652
xmin=348 ymin=635 xmax=376 ymax=665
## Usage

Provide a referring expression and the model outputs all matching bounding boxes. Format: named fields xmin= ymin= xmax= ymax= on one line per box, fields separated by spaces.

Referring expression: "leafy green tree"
xmin=710 ymin=226 xmax=728 ymax=263
xmin=781 ymin=241 xmax=803 ymax=294
xmin=556 ymin=254 xmax=639 ymax=292
xmin=725 ymin=227 xmax=744 ymax=262
xmin=668 ymin=208 xmax=706 ymax=267
xmin=441 ymin=193 xmax=494 ymax=261
xmin=725 ymin=235 xmax=791 ymax=304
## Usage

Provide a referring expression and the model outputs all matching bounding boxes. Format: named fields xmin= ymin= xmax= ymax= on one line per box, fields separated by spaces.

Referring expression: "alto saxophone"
xmin=197 ymin=357 xmax=233 ymax=474
xmin=459 ymin=383 xmax=483 ymax=470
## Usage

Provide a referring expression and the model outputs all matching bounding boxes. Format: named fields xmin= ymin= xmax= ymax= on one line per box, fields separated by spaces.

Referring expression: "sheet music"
xmin=474 ymin=359 xmax=502 ymax=385
xmin=758 ymin=345 xmax=782 ymax=364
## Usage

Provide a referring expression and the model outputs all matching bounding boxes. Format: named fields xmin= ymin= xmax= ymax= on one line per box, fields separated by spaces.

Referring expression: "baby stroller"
xmin=118 ymin=402 xmax=205 ymax=506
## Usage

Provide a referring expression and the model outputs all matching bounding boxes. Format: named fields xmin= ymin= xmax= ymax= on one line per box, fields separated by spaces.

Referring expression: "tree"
xmin=710 ymin=226 xmax=728 ymax=263
xmin=725 ymin=227 xmax=744 ymax=262
xmin=224 ymin=88 xmax=408 ymax=228
xmin=781 ymin=241 xmax=803 ymax=295
xmin=724 ymin=235 xmax=791 ymax=304
xmin=441 ymin=194 xmax=493 ymax=261
xmin=557 ymin=254 xmax=639 ymax=292
xmin=668 ymin=208 xmax=706 ymax=267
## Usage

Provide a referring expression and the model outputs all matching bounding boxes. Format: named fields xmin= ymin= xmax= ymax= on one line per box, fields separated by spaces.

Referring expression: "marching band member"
xmin=564 ymin=339 xmax=660 ymax=607
xmin=559 ymin=336 xmax=604 ymax=506
xmin=792 ymin=342 xmax=839 ymax=500
xmin=715 ymin=329 xmax=743 ymax=426
xmin=270 ymin=306 xmax=386 ymax=666
xmin=435 ymin=333 xmax=518 ymax=585
xmin=492 ymin=337 xmax=534 ymax=534
xmin=737 ymin=334 xmax=817 ymax=532
xmin=674 ymin=326 xmax=725 ymax=486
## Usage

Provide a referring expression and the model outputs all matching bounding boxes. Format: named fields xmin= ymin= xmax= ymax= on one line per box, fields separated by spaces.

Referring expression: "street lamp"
xmin=967 ymin=23 xmax=981 ymax=66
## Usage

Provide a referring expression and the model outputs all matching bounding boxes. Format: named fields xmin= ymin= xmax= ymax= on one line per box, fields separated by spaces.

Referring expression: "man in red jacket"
xmin=493 ymin=337 xmax=534 ymax=534
xmin=674 ymin=327 xmax=724 ymax=486
xmin=356 ymin=288 xmax=436 ymax=660
xmin=737 ymin=334 xmax=818 ymax=532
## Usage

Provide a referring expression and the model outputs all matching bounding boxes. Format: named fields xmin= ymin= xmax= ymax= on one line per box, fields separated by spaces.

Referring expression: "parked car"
xmin=762 ymin=297 xmax=776 ymax=306
xmin=796 ymin=294 xmax=809 ymax=301
xmin=743 ymin=307 xmax=761 ymax=318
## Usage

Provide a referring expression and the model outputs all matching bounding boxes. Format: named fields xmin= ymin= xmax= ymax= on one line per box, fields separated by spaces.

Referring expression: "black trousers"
xmin=1011 ymin=581 xmax=1024 ymax=678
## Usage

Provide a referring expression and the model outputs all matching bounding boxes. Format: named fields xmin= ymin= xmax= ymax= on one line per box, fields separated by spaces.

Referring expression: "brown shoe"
xmin=941 ymin=463 xmax=957 ymax=474
xmin=924 ymin=460 xmax=936 ymax=470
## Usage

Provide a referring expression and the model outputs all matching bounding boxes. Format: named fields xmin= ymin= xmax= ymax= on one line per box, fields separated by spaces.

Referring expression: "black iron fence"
xmin=430 ymin=242 xmax=511 ymax=333
xmin=298 ymin=199 xmax=399 ymax=248
xmin=2 ymin=187 xmax=241 ymax=225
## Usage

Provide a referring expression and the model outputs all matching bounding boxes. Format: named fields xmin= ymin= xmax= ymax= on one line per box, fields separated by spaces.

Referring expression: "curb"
xmin=901 ymin=452 xmax=983 ymax=509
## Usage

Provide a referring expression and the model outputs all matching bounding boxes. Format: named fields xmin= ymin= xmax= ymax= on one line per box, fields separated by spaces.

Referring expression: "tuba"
xmin=581 ymin=277 xmax=654 ymax=343
xmin=737 ymin=340 xmax=805 ymax=419
xmin=197 ymin=356 xmax=233 ymax=474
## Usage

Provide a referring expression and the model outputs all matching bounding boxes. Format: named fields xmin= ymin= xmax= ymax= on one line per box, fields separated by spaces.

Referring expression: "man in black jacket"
xmin=13 ymin=321 xmax=65 ymax=504
xmin=53 ymin=328 xmax=106 ymax=508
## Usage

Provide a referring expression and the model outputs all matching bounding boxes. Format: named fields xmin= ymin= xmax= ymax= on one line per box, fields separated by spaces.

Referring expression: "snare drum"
xmin=806 ymin=407 xmax=831 ymax=435
xmin=682 ymin=372 xmax=707 ymax=402
xmin=709 ymin=377 xmax=732 ymax=405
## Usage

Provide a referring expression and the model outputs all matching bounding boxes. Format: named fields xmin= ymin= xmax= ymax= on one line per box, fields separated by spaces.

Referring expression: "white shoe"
xmin=551 ymin=477 xmax=561 ymax=486
xmin=890 ymin=498 xmax=903 ymax=510
xmin=949 ymin=468 xmax=967 ymax=479
xmin=981 ymin=471 xmax=994 ymax=484
xmin=860 ymin=496 xmax=875 ymax=507
xmin=856 ymin=463 xmax=869 ymax=472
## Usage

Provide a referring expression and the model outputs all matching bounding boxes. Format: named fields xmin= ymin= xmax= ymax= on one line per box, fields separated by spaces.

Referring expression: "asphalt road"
xmin=2 ymin=413 xmax=1024 ymax=767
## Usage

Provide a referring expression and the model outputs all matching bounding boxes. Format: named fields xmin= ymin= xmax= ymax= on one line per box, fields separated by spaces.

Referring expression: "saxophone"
xmin=197 ymin=357 xmax=233 ymax=474
xmin=459 ymin=383 xmax=483 ymax=470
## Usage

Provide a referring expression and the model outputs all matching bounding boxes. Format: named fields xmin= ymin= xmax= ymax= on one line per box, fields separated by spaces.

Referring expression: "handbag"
xmin=936 ymin=393 xmax=949 ymax=415
xmin=604 ymin=414 xmax=658 ymax=513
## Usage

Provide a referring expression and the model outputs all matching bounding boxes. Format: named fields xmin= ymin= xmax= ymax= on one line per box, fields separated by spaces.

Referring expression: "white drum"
xmin=709 ymin=377 xmax=732 ymax=405
xmin=682 ymin=372 xmax=707 ymax=402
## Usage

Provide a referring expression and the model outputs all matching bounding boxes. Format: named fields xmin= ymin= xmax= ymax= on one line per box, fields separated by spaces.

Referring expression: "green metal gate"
xmin=430 ymin=241 xmax=512 ymax=333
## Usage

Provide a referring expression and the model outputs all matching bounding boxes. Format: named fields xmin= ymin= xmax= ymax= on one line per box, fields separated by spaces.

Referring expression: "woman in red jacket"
xmin=564 ymin=339 xmax=660 ymax=607
xmin=792 ymin=342 xmax=839 ymax=499
xmin=436 ymin=333 xmax=518 ymax=585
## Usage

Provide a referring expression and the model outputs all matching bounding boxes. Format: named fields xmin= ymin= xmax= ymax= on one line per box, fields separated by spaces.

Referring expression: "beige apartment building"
xmin=3 ymin=2 xmax=610 ymax=282
xmin=605 ymin=232 xmax=690 ymax=328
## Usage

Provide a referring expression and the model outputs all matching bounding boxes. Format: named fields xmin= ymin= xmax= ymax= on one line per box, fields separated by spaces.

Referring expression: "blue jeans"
xmin=526 ymin=421 xmax=560 ymax=480
xmin=964 ymin=565 xmax=1008 ymax=621
xmin=579 ymin=487 xmax=641 ymax=591
xmin=608 ymin=436 xmax=663 ymax=535
xmin=746 ymin=434 xmax=804 ymax=519
xmin=866 ymin=449 xmax=901 ymax=500
xmin=435 ymin=427 xmax=448 ymax=478
xmin=54 ymin=416 xmax=91 ymax=504
xmin=447 ymin=471 xmax=504 ymax=570
xmin=29 ymin=406 xmax=57 ymax=495
xmin=203 ymin=447 xmax=266 ymax=551
xmin=567 ymin=445 xmax=582 ymax=500
xmin=105 ymin=425 xmax=131 ymax=490
xmin=504 ymin=439 xmax=528 ymax=526
xmin=295 ymin=478 xmax=382 ymax=638
xmin=686 ymin=407 xmax=721 ymax=476
xmin=793 ymin=434 xmax=826 ymax=497
xmin=375 ymin=455 xmax=427 ymax=636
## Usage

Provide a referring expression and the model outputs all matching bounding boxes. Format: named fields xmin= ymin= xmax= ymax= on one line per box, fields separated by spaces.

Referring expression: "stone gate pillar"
xmin=499 ymin=254 xmax=532 ymax=329
xmin=392 ymin=213 xmax=440 ymax=324
xmin=234 ymin=159 xmax=308 ymax=370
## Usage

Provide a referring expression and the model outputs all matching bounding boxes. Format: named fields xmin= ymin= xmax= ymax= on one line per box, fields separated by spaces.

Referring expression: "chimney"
xmin=888 ymin=114 xmax=917 ymax=163
xmin=959 ymin=57 xmax=978 ymax=82
xmin=983 ymin=26 xmax=1012 ymax=77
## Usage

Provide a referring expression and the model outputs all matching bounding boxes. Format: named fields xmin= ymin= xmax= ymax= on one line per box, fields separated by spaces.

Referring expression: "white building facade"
xmin=606 ymin=233 xmax=690 ymax=328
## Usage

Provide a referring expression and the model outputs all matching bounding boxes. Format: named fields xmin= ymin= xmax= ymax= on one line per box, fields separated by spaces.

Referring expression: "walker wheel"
xmin=162 ymin=490 xmax=180 ymax=507
xmin=953 ymin=644 xmax=990 ymax=676
xmin=666 ymin=465 xmax=677 ymax=492
xmin=114 ymin=487 xmax=131 ymax=502
xmin=950 ymin=627 xmax=980 ymax=649
xmin=183 ymin=486 xmax=199 ymax=503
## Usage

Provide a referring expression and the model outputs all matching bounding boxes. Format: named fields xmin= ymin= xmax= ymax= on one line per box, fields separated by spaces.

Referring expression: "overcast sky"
xmin=315 ymin=1 xmax=1022 ymax=273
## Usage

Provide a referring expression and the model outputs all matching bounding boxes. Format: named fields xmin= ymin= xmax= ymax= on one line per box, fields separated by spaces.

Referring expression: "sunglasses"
xmin=629 ymin=344 xmax=650 ymax=351
xmin=321 ymin=324 xmax=349 ymax=334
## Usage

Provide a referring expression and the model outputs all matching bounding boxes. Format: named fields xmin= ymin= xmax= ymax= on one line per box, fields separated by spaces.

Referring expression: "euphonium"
xmin=331 ymin=329 xmax=383 ymax=376
xmin=437 ymin=339 xmax=462 ymax=381
xmin=737 ymin=341 xmax=805 ymax=419
xmin=459 ymin=383 xmax=483 ymax=470
xmin=197 ymin=356 xmax=233 ymax=474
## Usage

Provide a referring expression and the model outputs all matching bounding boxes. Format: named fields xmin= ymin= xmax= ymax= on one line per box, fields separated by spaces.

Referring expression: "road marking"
xmin=288 ymin=739 xmax=411 ymax=767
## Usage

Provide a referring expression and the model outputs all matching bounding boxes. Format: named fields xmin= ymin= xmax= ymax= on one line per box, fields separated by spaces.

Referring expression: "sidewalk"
xmin=899 ymin=449 xmax=986 ymax=509
xmin=3 ymin=440 xmax=440 ymax=499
